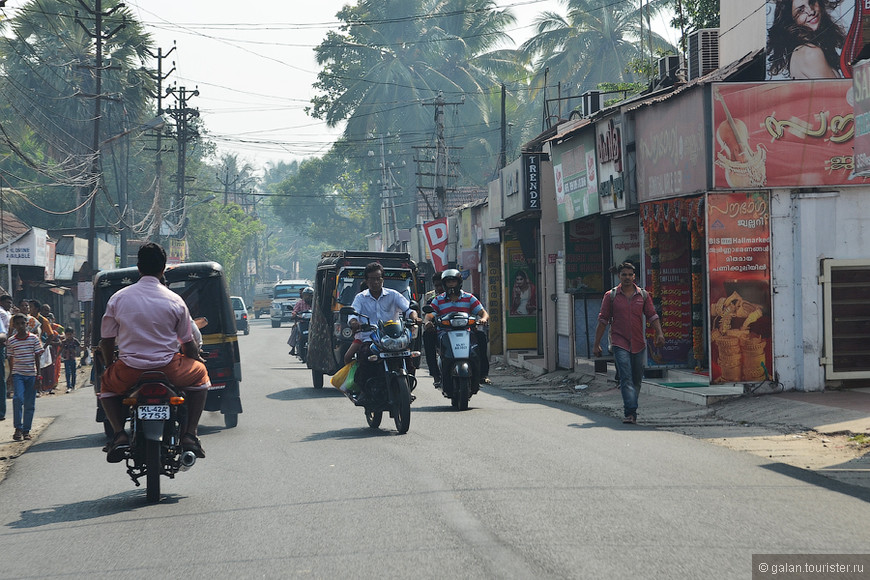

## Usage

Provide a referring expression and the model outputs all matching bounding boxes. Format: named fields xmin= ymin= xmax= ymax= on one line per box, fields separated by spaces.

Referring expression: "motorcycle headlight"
xmin=381 ymin=333 xmax=411 ymax=351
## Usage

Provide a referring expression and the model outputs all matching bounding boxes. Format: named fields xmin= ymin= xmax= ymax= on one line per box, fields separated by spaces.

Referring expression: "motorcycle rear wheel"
xmin=145 ymin=439 xmax=161 ymax=503
xmin=394 ymin=376 xmax=411 ymax=434
xmin=366 ymin=409 xmax=383 ymax=428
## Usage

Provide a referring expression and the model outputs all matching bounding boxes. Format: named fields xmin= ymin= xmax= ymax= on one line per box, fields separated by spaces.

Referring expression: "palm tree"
xmin=0 ymin=0 xmax=156 ymax=227
xmin=521 ymin=0 xmax=675 ymax=99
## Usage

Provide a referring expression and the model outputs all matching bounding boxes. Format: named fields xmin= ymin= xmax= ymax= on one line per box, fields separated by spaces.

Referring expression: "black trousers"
xmin=423 ymin=329 xmax=440 ymax=378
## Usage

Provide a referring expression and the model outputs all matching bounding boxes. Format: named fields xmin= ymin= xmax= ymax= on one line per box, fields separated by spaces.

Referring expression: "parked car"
xmin=231 ymin=296 xmax=249 ymax=335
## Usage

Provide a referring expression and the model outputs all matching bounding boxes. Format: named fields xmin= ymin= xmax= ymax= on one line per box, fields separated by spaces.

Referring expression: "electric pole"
xmin=165 ymin=86 xmax=199 ymax=237
xmin=144 ymin=44 xmax=176 ymax=245
xmin=414 ymin=90 xmax=463 ymax=219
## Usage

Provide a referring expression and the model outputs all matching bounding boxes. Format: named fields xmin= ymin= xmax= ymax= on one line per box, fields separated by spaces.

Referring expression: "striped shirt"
xmin=7 ymin=332 xmax=44 ymax=376
xmin=430 ymin=291 xmax=484 ymax=318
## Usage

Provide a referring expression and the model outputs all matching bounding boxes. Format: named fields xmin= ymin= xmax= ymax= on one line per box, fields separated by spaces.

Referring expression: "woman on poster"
xmin=510 ymin=270 xmax=537 ymax=316
xmin=767 ymin=0 xmax=846 ymax=79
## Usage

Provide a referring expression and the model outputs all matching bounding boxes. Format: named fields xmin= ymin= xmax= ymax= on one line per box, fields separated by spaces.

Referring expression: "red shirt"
xmin=598 ymin=284 xmax=659 ymax=354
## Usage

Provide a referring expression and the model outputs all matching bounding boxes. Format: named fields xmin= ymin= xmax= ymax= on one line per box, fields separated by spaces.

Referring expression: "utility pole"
xmin=369 ymin=134 xmax=401 ymax=251
xmin=165 ymin=86 xmax=199 ymax=237
xmin=144 ymin=44 xmax=176 ymax=245
xmin=217 ymin=166 xmax=240 ymax=206
xmin=414 ymin=90 xmax=463 ymax=219
xmin=75 ymin=0 xmax=124 ymax=270
xmin=499 ymin=83 xmax=507 ymax=171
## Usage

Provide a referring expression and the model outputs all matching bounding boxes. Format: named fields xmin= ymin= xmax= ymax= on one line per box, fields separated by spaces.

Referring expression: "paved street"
xmin=1 ymin=318 xmax=869 ymax=579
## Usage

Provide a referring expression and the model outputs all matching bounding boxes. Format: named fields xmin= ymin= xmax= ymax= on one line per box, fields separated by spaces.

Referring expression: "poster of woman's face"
xmin=766 ymin=0 xmax=863 ymax=80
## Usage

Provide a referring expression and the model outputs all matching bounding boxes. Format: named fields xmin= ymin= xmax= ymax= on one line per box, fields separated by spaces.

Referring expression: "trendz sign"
xmin=524 ymin=153 xmax=541 ymax=211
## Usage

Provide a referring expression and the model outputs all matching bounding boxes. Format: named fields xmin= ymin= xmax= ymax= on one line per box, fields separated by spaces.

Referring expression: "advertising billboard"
xmin=707 ymin=191 xmax=773 ymax=384
xmin=596 ymin=116 xmax=626 ymax=213
xmin=552 ymin=129 xmax=599 ymax=222
xmin=712 ymin=81 xmax=869 ymax=189
xmin=766 ymin=0 xmax=868 ymax=80
xmin=635 ymin=89 xmax=708 ymax=201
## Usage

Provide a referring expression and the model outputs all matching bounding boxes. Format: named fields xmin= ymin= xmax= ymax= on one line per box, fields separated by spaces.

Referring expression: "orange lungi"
xmin=99 ymin=353 xmax=210 ymax=398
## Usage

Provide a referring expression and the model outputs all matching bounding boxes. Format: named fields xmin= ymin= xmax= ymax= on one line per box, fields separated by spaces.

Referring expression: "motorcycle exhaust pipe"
xmin=179 ymin=451 xmax=197 ymax=471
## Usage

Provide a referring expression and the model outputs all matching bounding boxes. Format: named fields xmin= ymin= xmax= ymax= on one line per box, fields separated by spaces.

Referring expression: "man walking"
xmin=592 ymin=261 xmax=664 ymax=424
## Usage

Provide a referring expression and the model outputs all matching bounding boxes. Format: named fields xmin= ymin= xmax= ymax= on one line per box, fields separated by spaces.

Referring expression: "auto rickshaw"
xmin=91 ymin=261 xmax=243 ymax=430
xmin=307 ymin=250 xmax=424 ymax=388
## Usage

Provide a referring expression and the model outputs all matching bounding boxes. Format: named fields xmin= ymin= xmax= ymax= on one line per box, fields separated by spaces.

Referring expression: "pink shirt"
xmin=101 ymin=275 xmax=193 ymax=369
xmin=598 ymin=284 xmax=659 ymax=354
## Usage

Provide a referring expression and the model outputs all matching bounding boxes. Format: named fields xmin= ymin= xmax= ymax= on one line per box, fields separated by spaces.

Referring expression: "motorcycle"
xmin=292 ymin=311 xmax=312 ymax=364
xmin=116 ymin=371 xmax=198 ymax=503
xmin=433 ymin=310 xmax=481 ymax=411
xmin=342 ymin=307 xmax=419 ymax=434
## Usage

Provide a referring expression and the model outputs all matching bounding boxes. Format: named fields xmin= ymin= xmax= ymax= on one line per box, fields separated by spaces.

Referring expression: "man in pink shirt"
xmin=99 ymin=243 xmax=210 ymax=462
xmin=592 ymin=261 xmax=664 ymax=424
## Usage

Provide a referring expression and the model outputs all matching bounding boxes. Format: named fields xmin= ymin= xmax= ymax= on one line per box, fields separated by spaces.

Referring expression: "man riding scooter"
xmin=288 ymin=287 xmax=313 ymax=356
xmin=424 ymin=269 xmax=491 ymax=385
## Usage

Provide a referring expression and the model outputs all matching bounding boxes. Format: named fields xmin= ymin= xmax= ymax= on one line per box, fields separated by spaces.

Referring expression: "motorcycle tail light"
xmin=122 ymin=397 xmax=137 ymax=406
xmin=140 ymin=383 xmax=169 ymax=396
xmin=170 ymin=396 xmax=185 ymax=405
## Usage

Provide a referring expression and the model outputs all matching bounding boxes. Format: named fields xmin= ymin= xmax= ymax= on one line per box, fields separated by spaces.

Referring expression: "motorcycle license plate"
xmin=379 ymin=350 xmax=411 ymax=358
xmin=137 ymin=405 xmax=170 ymax=420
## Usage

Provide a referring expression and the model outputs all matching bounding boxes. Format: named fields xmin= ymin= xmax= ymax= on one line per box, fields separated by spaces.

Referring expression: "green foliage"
xmin=668 ymin=0 xmax=720 ymax=49
xmin=185 ymin=202 xmax=263 ymax=285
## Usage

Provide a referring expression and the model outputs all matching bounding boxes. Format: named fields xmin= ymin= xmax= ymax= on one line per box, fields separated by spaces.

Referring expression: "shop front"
xmin=633 ymin=86 xmax=710 ymax=374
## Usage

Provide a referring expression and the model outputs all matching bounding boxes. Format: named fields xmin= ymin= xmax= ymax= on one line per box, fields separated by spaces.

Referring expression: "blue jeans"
xmin=613 ymin=346 xmax=645 ymax=418
xmin=12 ymin=374 xmax=37 ymax=432
xmin=64 ymin=360 xmax=77 ymax=388
xmin=0 ymin=346 xmax=6 ymax=419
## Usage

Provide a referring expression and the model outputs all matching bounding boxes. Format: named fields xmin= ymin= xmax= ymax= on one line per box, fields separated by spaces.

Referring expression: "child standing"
xmin=7 ymin=313 xmax=44 ymax=441
xmin=60 ymin=328 xmax=81 ymax=393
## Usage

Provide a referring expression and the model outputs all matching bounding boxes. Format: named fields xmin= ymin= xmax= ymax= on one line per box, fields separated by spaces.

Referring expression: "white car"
xmin=231 ymin=296 xmax=249 ymax=335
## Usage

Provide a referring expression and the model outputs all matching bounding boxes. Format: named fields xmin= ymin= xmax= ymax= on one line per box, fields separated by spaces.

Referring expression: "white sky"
xmin=4 ymin=0 xmax=680 ymax=170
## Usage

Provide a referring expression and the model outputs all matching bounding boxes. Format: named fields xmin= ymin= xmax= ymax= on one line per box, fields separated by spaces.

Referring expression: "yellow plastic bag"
xmin=331 ymin=361 xmax=356 ymax=389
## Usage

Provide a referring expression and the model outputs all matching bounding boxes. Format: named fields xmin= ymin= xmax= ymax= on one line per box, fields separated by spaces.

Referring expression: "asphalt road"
xmin=2 ymin=317 xmax=869 ymax=579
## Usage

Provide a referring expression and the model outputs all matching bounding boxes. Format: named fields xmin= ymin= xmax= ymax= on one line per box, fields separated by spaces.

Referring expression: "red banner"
xmin=423 ymin=218 xmax=449 ymax=272
xmin=707 ymin=192 xmax=773 ymax=384
xmin=712 ymin=81 xmax=868 ymax=189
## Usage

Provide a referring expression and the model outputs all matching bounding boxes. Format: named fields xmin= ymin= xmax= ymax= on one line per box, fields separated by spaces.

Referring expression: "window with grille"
xmin=821 ymin=259 xmax=870 ymax=379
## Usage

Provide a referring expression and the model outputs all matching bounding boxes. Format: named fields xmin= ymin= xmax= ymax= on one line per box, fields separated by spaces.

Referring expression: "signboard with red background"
xmin=635 ymin=89 xmax=708 ymax=201
xmin=423 ymin=218 xmax=449 ymax=272
xmin=712 ymin=81 xmax=868 ymax=189
xmin=707 ymin=192 xmax=773 ymax=384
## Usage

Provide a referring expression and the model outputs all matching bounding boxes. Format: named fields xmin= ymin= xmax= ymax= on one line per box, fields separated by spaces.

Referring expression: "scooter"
xmin=433 ymin=311 xmax=481 ymax=411
xmin=294 ymin=311 xmax=312 ymax=364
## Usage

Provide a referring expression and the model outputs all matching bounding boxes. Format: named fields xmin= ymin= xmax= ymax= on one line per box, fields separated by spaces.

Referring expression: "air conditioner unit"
xmin=687 ymin=28 xmax=719 ymax=80
xmin=581 ymin=90 xmax=601 ymax=117
xmin=657 ymin=55 xmax=681 ymax=81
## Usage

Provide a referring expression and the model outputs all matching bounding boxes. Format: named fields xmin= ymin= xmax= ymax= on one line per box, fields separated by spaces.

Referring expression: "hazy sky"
xmin=3 ymin=1 xmax=679 ymax=170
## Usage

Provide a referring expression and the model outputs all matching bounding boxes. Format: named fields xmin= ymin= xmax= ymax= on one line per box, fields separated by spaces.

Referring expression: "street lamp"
xmin=87 ymin=115 xmax=167 ymax=273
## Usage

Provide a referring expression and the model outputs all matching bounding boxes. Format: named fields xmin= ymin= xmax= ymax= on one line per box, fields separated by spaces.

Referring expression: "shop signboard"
xmin=853 ymin=58 xmax=870 ymax=176
xmin=525 ymin=153 xmax=541 ymax=211
xmin=504 ymin=231 xmax=537 ymax=349
xmin=552 ymin=129 xmax=598 ymax=222
xmin=707 ymin=191 xmax=774 ymax=384
xmin=486 ymin=249 xmax=503 ymax=355
xmin=4 ymin=227 xmax=48 ymax=266
xmin=712 ymin=81 xmax=869 ymax=189
xmin=423 ymin=218 xmax=449 ymax=271
xmin=765 ymin=0 xmax=868 ymax=80
xmin=596 ymin=116 xmax=626 ymax=213
xmin=564 ymin=218 xmax=603 ymax=294
xmin=610 ymin=215 xmax=641 ymax=287
xmin=635 ymin=89 xmax=707 ymax=201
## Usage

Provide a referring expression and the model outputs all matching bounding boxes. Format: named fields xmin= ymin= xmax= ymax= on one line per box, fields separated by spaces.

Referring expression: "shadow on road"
xmin=267 ymin=387 xmax=344 ymax=401
xmin=302 ymin=427 xmax=396 ymax=441
xmin=760 ymin=462 xmax=870 ymax=503
xmin=7 ymin=491 xmax=184 ymax=529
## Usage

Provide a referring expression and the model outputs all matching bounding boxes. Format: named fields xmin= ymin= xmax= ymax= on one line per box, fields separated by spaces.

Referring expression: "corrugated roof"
xmin=0 ymin=207 xmax=30 ymax=246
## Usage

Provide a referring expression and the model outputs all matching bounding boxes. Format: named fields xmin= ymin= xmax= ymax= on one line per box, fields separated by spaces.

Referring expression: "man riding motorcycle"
xmin=287 ymin=287 xmax=313 ymax=356
xmin=99 ymin=243 xmax=210 ymax=463
xmin=424 ymin=269 xmax=491 ymax=384
xmin=347 ymin=262 xmax=419 ymax=404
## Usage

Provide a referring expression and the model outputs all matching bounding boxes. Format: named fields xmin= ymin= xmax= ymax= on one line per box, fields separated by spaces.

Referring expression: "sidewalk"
xmin=499 ymin=354 xmax=870 ymax=491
